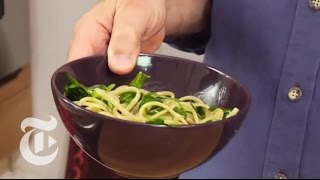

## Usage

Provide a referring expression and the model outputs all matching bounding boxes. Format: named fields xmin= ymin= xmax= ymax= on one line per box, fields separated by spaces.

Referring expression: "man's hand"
xmin=68 ymin=0 xmax=166 ymax=75
xmin=68 ymin=0 xmax=211 ymax=75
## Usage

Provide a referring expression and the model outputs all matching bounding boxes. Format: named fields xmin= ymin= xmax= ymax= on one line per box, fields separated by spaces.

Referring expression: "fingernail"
xmin=113 ymin=55 xmax=131 ymax=67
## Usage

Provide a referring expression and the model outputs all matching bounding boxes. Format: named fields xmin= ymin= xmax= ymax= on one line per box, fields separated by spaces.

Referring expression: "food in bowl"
xmin=51 ymin=54 xmax=251 ymax=179
xmin=64 ymin=71 xmax=239 ymax=126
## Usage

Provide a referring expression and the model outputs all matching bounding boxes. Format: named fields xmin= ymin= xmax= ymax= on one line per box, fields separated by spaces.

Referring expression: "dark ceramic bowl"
xmin=51 ymin=54 xmax=250 ymax=179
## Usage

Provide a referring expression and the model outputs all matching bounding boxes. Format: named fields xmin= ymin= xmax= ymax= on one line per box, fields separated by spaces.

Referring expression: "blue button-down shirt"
xmin=173 ymin=0 xmax=320 ymax=179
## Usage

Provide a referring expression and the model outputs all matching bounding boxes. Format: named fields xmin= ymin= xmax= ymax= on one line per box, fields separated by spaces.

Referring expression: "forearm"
xmin=165 ymin=0 xmax=212 ymax=36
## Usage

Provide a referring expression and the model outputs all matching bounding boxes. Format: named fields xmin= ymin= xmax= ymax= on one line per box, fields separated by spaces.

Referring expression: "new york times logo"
xmin=19 ymin=116 xmax=59 ymax=166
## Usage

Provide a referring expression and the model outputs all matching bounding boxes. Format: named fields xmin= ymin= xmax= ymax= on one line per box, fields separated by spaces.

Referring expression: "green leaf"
xmin=209 ymin=106 xmax=217 ymax=111
xmin=146 ymin=118 xmax=165 ymax=125
xmin=119 ymin=71 xmax=151 ymax=105
xmin=119 ymin=92 xmax=136 ymax=104
xmin=139 ymin=93 xmax=162 ymax=107
xmin=88 ymin=89 xmax=114 ymax=109
xmin=196 ymin=107 xmax=206 ymax=120
xmin=209 ymin=107 xmax=234 ymax=119
xmin=91 ymin=90 xmax=101 ymax=98
xmin=140 ymin=93 xmax=169 ymax=115
xmin=222 ymin=108 xmax=233 ymax=119
xmin=66 ymin=73 xmax=79 ymax=85
xmin=173 ymin=107 xmax=187 ymax=119
xmin=224 ymin=108 xmax=239 ymax=118
xmin=89 ymin=84 xmax=115 ymax=92
xmin=64 ymin=73 xmax=92 ymax=101
xmin=129 ymin=71 xmax=150 ymax=88
xmin=174 ymin=107 xmax=185 ymax=115
xmin=190 ymin=102 xmax=206 ymax=120
xmin=145 ymin=106 xmax=163 ymax=115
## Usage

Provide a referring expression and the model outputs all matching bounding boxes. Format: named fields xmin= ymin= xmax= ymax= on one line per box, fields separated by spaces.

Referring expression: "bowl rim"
xmin=51 ymin=53 xmax=251 ymax=129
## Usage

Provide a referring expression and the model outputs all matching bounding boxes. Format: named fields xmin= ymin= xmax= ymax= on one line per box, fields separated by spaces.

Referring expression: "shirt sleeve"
xmin=163 ymin=30 xmax=211 ymax=55
xmin=163 ymin=1 xmax=212 ymax=55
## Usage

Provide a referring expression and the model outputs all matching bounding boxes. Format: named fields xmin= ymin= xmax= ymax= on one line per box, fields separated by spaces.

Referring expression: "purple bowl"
xmin=51 ymin=54 xmax=250 ymax=179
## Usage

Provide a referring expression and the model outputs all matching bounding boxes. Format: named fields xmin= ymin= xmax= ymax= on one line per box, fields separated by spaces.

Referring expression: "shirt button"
xmin=309 ymin=0 xmax=320 ymax=11
xmin=288 ymin=86 xmax=302 ymax=102
xmin=274 ymin=173 xmax=288 ymax=179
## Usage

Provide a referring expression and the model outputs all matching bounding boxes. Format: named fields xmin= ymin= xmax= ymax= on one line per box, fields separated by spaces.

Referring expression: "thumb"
xmin=68 ymin=0 xmax=116 ymax=62
xmin=107 ymin=5 xmax=148 ymax=75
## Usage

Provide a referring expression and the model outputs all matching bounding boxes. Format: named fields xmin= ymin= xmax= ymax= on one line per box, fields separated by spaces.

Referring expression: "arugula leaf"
xmin=90 ymin=84 xmax=116 ymax=109
xmin=174 ymin=107 xmax=187 ymax=119
xmin=190 ymin=103 xmax=206 ymax=120
xmin=129 ymin=71 xmax=150 ymax=88
xmin=140 ymin=93 xmax=162 ymax=107
xmin=196 ymin=107 xmax=206 ymax=120
xmin=91 ymin=90 xmax=101 ymax=99
xmin=139 ymin=93 xmax=175 ymax=107
xmin=222 ymin=108 xmax=234 ymax=118
xmin=119 ymin=92 xmax=136 ymax=104
xmin=139 ymin=93 xmax=166 ymax=115
xmin=89 ymin=84 xmax=115 ymax=92
xmin=209 ymin=106 xmax=217 ymax=111
xmin=174 ymin=107 xmax=185 ymax=115
xmin=64 ymin=74 xmax=116 ymax=109
xmin=64 ymin=73 xmax=92 ymax=101
xmin=209 ymin=107 xmax=234 ymax=119
xmin=146 ymin=118 xmax=165 ymax=125
xmin=106 ymin=101 xmax=114 ymax=109
xmin=145 ymin=106 xmax=164 ymax=115
xmin=221 ymin=108 xmax=237 ymax=119
xmin=118 ymin=71 xmax=150 ymax=105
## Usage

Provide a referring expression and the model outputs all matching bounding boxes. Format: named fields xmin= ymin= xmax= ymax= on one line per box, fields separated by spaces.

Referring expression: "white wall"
xmin=12 ymin=0 xmax=97 ymax=178
xmin=11 ymin=1 xmax=203 ymax=178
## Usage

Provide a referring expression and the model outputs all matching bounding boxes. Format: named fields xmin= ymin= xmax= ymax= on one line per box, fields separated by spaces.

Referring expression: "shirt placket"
xmin=262 ymin=0 xmax=320 ymax=179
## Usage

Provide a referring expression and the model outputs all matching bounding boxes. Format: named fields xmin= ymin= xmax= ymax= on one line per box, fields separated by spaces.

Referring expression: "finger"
xmin=67 ymin=0 xmax=116 ymax=61
xmin=140 ymin=30 xmax=165 ymax=53
xmin=107 ymin=1 xmax=150 ymax=75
